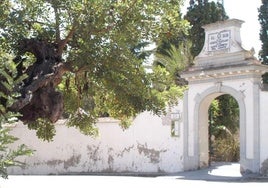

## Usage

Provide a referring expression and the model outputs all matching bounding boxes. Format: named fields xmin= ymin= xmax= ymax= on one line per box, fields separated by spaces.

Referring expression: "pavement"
xmin=1 ymin=162 xmax=268 ymax=188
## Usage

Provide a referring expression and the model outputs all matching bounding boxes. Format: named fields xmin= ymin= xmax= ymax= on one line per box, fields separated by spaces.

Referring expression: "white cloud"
xmin=224 ymin=0 xmax=261 ymax=54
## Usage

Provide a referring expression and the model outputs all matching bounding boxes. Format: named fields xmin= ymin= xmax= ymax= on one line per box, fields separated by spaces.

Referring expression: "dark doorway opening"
xmin=208 ymin=94 xmax=240 ymax=165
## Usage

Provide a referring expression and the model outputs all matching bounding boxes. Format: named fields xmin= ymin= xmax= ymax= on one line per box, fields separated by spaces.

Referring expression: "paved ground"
xmin=1 ymin=162 xmax=268 ymax=188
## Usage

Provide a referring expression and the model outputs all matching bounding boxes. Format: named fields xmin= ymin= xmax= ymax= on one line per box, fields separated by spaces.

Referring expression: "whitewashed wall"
xmin=260 ymin=90 xmax=268 ymax=173
xmin=7 ymin=110 xmax=184 ymax=175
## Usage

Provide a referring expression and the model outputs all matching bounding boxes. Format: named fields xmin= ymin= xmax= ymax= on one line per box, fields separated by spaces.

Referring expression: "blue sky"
xmin=182 ymin=0 xmax=262 ymax=55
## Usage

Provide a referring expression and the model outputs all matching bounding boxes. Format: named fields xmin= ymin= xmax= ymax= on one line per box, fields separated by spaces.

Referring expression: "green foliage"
xmin=259 ymin=0 xmax=268 ymax=65
xmin=212 ymin=95 xmax=239 ymax=135
xmin=258 ymin=0 xmax=268 ymax=83
xmin=0 ymin=50 xmax=23 ymax=124
xmin=184 ymin=0 xmax=228 ymax=57
xmin=0 ymin=128 xmax=33 ymax=179
xmin=152 ymin=43 xmax=191 ymax=108
xmin=67 ymin=108 xmax=99 ymax=137
xmin=0 ymin=50 xmax=34 ymax=179
xmin=27 ymin=118 xmax=56 ymax=142
xmin=209 ymin=95 xmax=239 ymax=162
xmin=155 ymin=43 xmax=193 ymax=85
xmin=212 ymin=127 xmax=240 ymax=162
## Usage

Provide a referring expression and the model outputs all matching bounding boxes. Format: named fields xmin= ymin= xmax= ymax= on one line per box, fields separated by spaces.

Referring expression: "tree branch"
xmin=56 ymin=26 xmax=76 ymax=56
xmin=53 ymin=2 xmax=61 ymax=43
xmin=9 ymin=62 xmax=70 ymax=111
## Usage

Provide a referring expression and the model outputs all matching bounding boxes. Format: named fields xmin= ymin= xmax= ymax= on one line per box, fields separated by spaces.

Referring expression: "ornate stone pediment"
xmin=193 ymin=19 xmax=257 ymax=69
xmin=182 ymin=19 xmax=268 ymax=84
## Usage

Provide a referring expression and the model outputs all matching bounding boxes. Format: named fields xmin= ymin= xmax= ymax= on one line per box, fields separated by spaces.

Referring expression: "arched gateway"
xmin=181 ymin=19 xmax=268 ymax=174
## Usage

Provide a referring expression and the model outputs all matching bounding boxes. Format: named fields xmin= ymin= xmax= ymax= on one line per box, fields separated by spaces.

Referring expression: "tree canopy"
xmin=258 ymin=0 xmax=268 ymax=83
xmin=0 ymin=0 xmax=189 ymax=140
xmin=0 ymin=50 xmax=33 ymax=179
xmin=184 ymin=0 xmax=228 ymax=57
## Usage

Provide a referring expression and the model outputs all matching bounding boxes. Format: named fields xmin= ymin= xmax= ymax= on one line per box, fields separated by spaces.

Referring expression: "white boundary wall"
xmin=260 ymin=90 xmax=268 ymax=173
xmin=7 ymin=110 xmax=184 ymax=175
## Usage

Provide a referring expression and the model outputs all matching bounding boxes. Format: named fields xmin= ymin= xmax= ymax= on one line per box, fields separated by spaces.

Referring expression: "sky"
xmin=182 ymin=0 xmax=262 ymax=55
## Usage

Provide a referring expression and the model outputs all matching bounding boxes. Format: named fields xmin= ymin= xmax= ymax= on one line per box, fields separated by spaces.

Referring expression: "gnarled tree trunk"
xmin=9 ymin=38 xmax=70 ymax=123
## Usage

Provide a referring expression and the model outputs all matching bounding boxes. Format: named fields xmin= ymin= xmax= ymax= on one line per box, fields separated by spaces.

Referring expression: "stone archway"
xmin=195 ymin=85 xmax=245 ymax=169
xmin=181 ymin=19 xmax=268 ymax=174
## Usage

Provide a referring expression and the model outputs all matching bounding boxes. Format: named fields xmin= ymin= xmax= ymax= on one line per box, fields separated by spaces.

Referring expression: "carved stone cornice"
xmin=181 ymin=62 xmax=268 ymax=84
